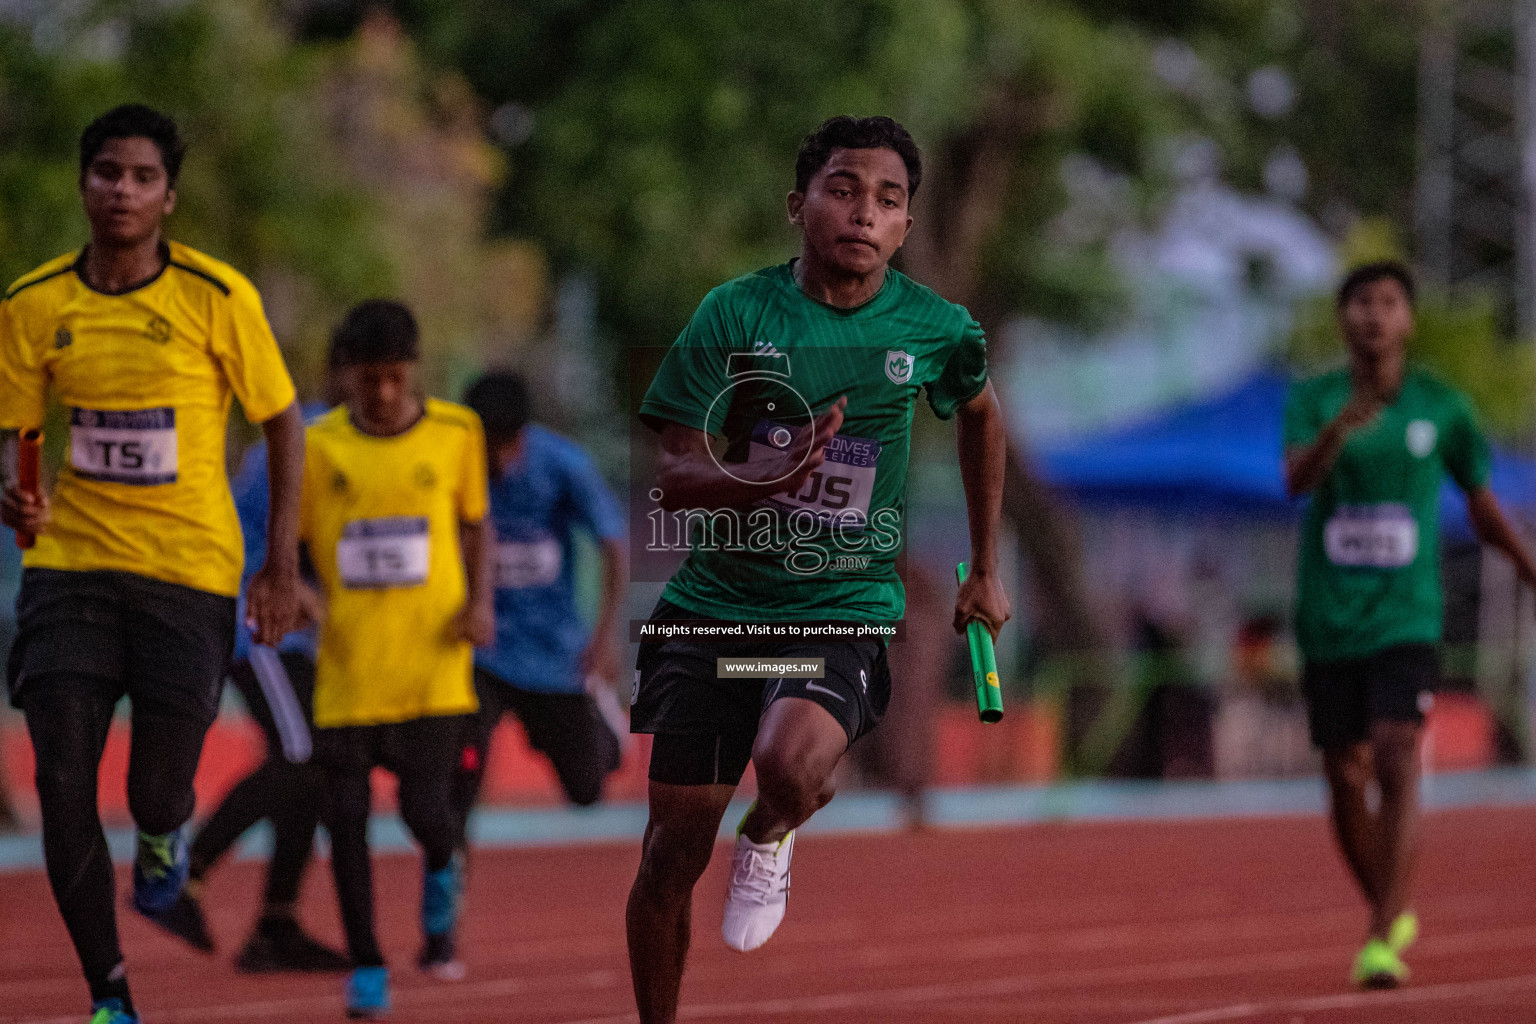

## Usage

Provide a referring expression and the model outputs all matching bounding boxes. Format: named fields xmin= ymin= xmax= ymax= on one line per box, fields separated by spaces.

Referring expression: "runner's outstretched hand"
xmin=954 ymin=567 xmax=1011 ymax=641
xmin=246 ymin=562 xmax=304 ymax=646
xmin=455 ymin=599 xmax=496 ymax=648
xmin=0 ymin=485 xmax=49 ymax=537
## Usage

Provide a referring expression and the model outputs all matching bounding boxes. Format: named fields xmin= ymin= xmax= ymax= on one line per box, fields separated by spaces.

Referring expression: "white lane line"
xmin=1 ymin=969 xmax=618 ymax=1024
xmin=1124 ymin=971 xmax=1536 ymax=1024
xmin=845 ymin=905 xmax=1364 ymax=967
xmin=546 ymin=923 xmax=1536 ymax=1024
xmin=11 ymin=921 xmax=1536 ymax=1024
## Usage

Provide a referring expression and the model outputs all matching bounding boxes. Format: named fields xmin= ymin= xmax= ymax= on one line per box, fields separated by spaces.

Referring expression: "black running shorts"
xmin=1300 ymin=642 xmax=1439 ymax=749
xmin=6 ymin=567 xmax=236 ymax=725
xmin=630 ymin=599 xmax=892 ymax=786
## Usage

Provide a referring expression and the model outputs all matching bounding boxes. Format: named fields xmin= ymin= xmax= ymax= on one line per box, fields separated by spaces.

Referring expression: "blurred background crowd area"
xmin=4 ymin=0 xmax=1536 ymax=824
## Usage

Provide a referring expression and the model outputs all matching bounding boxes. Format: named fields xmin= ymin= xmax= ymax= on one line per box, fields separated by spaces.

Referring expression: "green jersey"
xmin=640 ymin=261 xmax=988 ymax=623
xmin=1285 ymin=366 xmax=1491 ymax=662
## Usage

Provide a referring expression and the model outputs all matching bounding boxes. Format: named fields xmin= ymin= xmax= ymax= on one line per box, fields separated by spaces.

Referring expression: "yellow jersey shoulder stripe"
xmin=164 ymin=241 xmax=255 ymax=299
xmin=168 ymin=259 xmax=231 ymax=296
xmin=4 ymin=252 xmax=79 ymax=302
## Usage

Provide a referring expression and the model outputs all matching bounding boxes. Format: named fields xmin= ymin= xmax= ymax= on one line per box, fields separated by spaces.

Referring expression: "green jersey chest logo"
xmin=1405 ymin=419 xmax=1436 ymax=458
xmin=885 ymin=350 xmax=914 ymax=385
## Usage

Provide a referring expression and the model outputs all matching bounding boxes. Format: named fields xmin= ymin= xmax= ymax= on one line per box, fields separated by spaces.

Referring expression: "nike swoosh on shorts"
xmin=803 ymin=680 xmax=846 ymax=702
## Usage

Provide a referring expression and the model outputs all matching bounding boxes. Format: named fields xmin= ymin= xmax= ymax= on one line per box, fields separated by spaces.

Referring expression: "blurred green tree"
xmin=1076 ymin=0 xmax=1426 ymax=233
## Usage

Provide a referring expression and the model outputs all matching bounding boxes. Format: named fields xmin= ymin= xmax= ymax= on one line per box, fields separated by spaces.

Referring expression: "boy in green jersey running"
xmin=627 ymin=116 xmax=1011 ymax=1024
xmin=1285 ymin=261 xmax=1536 ymax=988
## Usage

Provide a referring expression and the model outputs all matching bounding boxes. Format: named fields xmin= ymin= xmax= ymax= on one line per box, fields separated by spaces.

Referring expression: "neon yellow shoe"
xmin=1352 ymin=937 xmax=1408 ymax=989
xmin=1388 ymin=911 xmax=1418 ymax=954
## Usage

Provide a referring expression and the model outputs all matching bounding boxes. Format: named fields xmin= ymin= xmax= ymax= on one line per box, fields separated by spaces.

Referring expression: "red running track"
xmin=3 ymin=806 xmax=1536 ymax=1023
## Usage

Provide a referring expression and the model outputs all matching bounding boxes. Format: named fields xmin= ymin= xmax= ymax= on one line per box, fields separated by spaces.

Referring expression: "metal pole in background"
xmin=1520 ymin=0 xmax=1536 ymax=758
xmin=1517 ymin=0 xmax=1536 ymax=337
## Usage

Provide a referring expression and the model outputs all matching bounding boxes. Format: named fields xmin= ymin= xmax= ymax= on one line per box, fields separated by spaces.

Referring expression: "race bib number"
xmin=1324 ymin=504 xmax=1419 ymax=568
xmin=337 ymin=517 xmax=430 ymax=589
xmin=69 ymin=407 xmax=177 ymax=485
xmin=749 ymin=419 xmax=881 ymax=529
xmin=495 ymin=538 xmax=562 ymax=589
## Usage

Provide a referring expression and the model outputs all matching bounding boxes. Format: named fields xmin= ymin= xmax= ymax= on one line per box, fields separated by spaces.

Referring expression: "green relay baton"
xmin=956 ymin=562 xmax=1004 ymax=724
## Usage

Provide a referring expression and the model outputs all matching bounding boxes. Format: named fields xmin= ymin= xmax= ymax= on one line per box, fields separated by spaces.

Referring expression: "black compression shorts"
xmin=630 ymin=599 xmax=891 ymax=786
xmin=7 ymin=567 xmax=235 ymax=724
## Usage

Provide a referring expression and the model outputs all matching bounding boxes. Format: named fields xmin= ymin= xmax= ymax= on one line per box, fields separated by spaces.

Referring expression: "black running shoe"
xmin=236 ymin=918 xmax=350 ymax=973
xmin=136 ymin=889 xmax=215 ymax=952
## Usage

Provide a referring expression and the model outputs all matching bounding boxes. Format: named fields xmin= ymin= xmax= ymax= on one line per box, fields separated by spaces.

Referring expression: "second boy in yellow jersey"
xmin=303 ymin=394 xmax=489 ymax=726
xmin=0 ymin=106 xmax=305 ymax=1024
xmin=298 ymin=300 xmax=492 ymax=1018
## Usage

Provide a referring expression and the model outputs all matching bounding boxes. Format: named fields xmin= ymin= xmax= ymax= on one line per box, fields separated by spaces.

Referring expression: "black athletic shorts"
xmin=1301 ymin=642 xmax=1439 ymax=749
xmin=313 ymin=714 xmax=468 ymax=783
xmin=469 ymin=667 xmax=621 ymax=797
xmin=630 ymin=599 xmax=892 ymax=786
xmin=6 ymin=567 xmax=236 ymax=725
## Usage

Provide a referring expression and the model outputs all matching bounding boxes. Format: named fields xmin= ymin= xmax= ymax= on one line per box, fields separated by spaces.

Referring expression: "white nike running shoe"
xmin=721 ymin=828 xmax=795 ymax=952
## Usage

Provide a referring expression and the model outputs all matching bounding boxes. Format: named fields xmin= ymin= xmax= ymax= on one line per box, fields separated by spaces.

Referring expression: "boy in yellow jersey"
xmin=299 ymin=301 xmax=493 ymax=1019
xmin=0 ymin=106 xmax=304 ymax=1024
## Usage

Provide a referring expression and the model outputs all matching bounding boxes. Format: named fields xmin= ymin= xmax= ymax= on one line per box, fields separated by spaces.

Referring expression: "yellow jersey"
xmin=301 ymin=399 xmax=489 ymax=727
xmin=0 ymin=242 xmax=296 ymax=597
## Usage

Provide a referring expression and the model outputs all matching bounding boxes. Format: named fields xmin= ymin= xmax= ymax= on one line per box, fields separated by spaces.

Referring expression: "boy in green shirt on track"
xmin=627 ymin=116 xmax=1011 ymax=1024
xmin=1284 ymin=261 xmax=1536 ymax=988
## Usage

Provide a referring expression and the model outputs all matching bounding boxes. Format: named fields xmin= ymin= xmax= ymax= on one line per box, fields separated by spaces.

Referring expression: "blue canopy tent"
xmin=1036 ymin=370 xmax=1536 ymax=538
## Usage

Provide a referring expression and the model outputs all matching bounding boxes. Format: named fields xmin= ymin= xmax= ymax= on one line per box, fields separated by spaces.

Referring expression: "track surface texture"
xmin=2 ymin=806 xmax=1535 ymax=1023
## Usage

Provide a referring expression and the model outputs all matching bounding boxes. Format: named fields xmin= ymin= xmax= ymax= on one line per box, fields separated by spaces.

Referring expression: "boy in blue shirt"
xmin=452 ymin=372 xmax=626 ymax=819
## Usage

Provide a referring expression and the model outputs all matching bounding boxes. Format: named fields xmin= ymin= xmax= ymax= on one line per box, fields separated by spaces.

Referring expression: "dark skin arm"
xmin=652 ymin=396 xmax=847 ymax=511
xmin=578 ymin=537 xmax=627 ymax=684
xmin=246 ymin=401 xmax=306 ymax=646
xmin=1467 ymin=486 xmax=1536 ymax=587
xmin=1284 ymin=391 xmax=1383 ymax=497
xmin=456 ymin=517 xmax=495 ymax=646
xmin=952 ymin=381 xmax=1012 ymax=639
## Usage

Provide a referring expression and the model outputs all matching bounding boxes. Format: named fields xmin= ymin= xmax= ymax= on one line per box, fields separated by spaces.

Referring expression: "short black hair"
xmin=329 ymin=300 xmax=420 ymax=366
xmin=1337 ymin=260 xmax=1416 ymax=308
xmin=794 ymin=115 xmax=923 ymax=198
xmin=80 ymin=104 xmax=186 ymax=185
xmin=464 ymin=371 xmax=531 ymax=439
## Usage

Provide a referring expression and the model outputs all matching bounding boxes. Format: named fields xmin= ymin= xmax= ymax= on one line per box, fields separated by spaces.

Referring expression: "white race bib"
xmin=495 ymin=537 xmax=562 ymax=589
xmin=1325 ymin=504 xmax=1419 ymax=568
xmin=749 ymin=419 xmax=881 ymax=529
xmin=337 ymin=517 xmax=430 ymax=589
xmin=69 ymin=407 xmax=177 ymax=485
